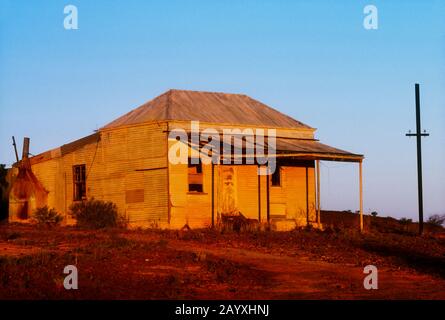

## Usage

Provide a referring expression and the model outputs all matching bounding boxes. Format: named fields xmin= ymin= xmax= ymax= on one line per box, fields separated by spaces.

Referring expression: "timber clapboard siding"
xmin=10 ymin=89 xmax=363 ymax=230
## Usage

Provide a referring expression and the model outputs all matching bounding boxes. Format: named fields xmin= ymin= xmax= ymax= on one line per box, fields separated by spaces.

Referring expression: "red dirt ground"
xmin=0 ymin=212 xmax=444 ymax=300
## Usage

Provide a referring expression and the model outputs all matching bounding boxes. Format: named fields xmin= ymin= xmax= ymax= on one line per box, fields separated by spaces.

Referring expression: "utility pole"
xmin=405 ymin=83 xmax=429 ymax=235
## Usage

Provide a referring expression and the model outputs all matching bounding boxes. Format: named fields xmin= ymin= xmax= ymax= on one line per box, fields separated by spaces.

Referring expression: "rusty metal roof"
xmin=102 ymin=89 xmax=312 ymax=130
xmin=274 ymin=138 xmax=363 ymax=161
xmin=187 ymin=136 xmax=363 ymax=162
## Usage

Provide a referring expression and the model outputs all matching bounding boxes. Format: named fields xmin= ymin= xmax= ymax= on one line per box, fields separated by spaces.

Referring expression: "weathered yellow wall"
xmin=234 ymin=165 xmax=316 ymax=229
xmin=32 ymin=156 xmax=65 ymax=216
xmin=101 ymin=123 xmax=169 ymax=227
xmin=276 ymin=166 xmax=316 ymax=226
xmin=168 ymin=161 xmax=213 ymax=229
xmin=168 ymin=160 xmax=316 ymax=230
xmin=30 ymin=122 xmax=169 ymax=226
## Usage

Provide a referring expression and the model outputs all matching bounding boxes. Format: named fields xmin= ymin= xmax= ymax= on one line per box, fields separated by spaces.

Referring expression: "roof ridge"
xmin=101 ymin=89 xmax=314 ymax=130
xmin=167 ymin=88 xmax=247 ymax=96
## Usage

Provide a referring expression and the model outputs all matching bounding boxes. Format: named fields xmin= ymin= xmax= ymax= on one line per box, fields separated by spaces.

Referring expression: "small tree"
xmin=427 ymin=214 xmax=445 ymax=227
xmin=371 ymin=211 xmax=378 ymax=217
xmin=70 ymin=198 xmax=125 ymax=229
xmin=33 ymin=206 xmax=63 ymax=227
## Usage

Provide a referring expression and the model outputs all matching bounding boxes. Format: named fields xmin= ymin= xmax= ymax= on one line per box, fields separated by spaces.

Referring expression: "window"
xmin=73 ymin=164 xmax=86 ymax=201
xmin=188 ymin=159 xmax=203 ymax=192
xmin=271 ymin=166 xmax=281 ymax=186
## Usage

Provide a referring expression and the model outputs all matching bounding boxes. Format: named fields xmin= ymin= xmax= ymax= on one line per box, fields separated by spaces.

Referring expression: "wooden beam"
xmin=165 ymin=128 xmax=171 ymax=224
xmin=306 ymin=166 xmax=309 ymax=226
xmin=258 ymin=165 xmax=261 ymax=223
xmin=22 ymin=137 xmax=30 ymax=159
xmin=211 ymin=163 xmax=215 ymax=228
xmin=359 ymin=161 xmax=364 ymax=232
xmin=12 ymin=136 xmax=19 ymax=163
xmin=316 ymin=160 xmax=321 ymax=225
xmin=135 ymin=166 xmax=168 ymax=172
xmin=266 ymin=171 xmax=270 ymax=224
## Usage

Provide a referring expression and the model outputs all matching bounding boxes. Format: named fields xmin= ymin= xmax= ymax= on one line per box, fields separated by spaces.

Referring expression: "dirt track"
xmin=128 ymin=235 xmax=445 ymax=299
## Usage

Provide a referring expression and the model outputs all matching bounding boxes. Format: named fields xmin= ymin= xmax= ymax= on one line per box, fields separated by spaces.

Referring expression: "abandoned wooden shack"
xmin=8 ymin=89 xmax=364 ymax=230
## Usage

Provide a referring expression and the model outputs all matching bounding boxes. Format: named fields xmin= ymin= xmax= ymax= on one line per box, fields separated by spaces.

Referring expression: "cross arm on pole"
xmin=405 ymin=133 xmax=429 ymax=137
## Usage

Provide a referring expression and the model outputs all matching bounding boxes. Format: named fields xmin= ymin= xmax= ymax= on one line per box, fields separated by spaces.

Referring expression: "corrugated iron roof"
xmin=29 ymin=133 xmax=100 ymax=166
xmin=187 ymin=136 xmax=363 ymax=162
xmin=102 ymin=89 xmax=312 ymax=130
xmin=60 ymin=133 xmax=100 ymax=156
xmin=276 ymin=138 xmax=362 ymax=156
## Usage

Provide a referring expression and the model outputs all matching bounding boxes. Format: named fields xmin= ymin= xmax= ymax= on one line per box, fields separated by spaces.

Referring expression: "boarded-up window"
xmin=73 ymin=164 xmax=86 ymax=201
xmin=126 ymin=189 xmax=144 ymax=203
xmin=188 ymin=160 xmax=203 ymax=192
xmin=271 ymin=166 xmax=281 ymax=186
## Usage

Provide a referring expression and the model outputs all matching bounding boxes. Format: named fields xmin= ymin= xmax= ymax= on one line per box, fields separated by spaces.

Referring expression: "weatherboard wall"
xmin=29 ymin=122 xmax=169 ymax=226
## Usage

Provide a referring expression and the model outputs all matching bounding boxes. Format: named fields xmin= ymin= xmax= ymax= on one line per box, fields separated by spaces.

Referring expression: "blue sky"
xmin=1 ymin=0 xmax=444 ymax=219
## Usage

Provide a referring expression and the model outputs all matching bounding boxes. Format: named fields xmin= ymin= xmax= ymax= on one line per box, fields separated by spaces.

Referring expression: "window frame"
xmin=73 ymin=164 xmax=87 ymax=201
xmin=187 ymin=159 xmax=204 ymax=193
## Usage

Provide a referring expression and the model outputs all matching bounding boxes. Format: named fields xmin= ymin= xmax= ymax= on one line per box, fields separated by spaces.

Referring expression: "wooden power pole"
xmin=405 ymin=83 xmax=429 ymax=235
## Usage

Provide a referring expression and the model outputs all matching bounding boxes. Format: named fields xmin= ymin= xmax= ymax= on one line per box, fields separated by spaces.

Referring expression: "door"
xmin=219 ymin=166 xmax=238 ymax=215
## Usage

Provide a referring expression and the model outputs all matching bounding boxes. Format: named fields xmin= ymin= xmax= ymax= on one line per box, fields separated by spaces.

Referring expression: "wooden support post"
xmin=359 ymin=161 xmax=364 ymax=232
xmin=22 ymin=137 xmax=30 ymax=159
xmin=211 ymin=163 xmax=215 ymax=228
xmin=306 ymin=166 xmax=309 ymax=226
xmin=165 ymin=128 xmax=171 ymax=224
xmin=258 ymin=165 xmax=261 ymax=223
xmin=316 ymin=160 xmax=321 ymax=225
xmin=266 ymin=171 xmax=270 ymax=224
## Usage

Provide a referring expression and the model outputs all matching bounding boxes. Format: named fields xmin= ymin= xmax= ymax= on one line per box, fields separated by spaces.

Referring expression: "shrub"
xmin=427 ymin=214 xmax=445 ymax=227
xmin=371 ymin=211 xmax=378 ymax=217
xmin=69 ymin=198 xmax=126 ymax=229
xmin=33 ymin=206 xmax=63 ymax=226
xmin=399 ymin=217 xmax=412 ymax=225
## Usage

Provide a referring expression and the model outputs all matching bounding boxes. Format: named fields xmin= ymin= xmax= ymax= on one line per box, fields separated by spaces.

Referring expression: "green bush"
xmin=33 ymin=206 xmax=63 ymax=226
xmin=69 ymin=198 xmax=126 ymax=229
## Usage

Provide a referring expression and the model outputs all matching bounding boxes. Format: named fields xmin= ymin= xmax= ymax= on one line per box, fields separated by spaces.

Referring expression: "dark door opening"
xmin=18 ymin=201 xmax=28 ymax=220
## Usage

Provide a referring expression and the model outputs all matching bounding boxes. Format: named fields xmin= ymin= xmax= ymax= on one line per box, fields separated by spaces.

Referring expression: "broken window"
xmin=271 ymin=166 xmax=281 ymax=186
xmin=73 ymin=164 xmax=86 ymax=201
xmin=188 ymin=159 xmax=203 ymax=192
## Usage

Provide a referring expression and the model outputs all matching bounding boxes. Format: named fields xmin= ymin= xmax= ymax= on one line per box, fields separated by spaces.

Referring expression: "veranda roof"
xmin=186 ymin=136 xmax=363 ymax=163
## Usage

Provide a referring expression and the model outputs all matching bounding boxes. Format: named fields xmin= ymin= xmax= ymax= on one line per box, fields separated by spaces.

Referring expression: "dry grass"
xmin=0 ymin=212 xmax=444 ymax=300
